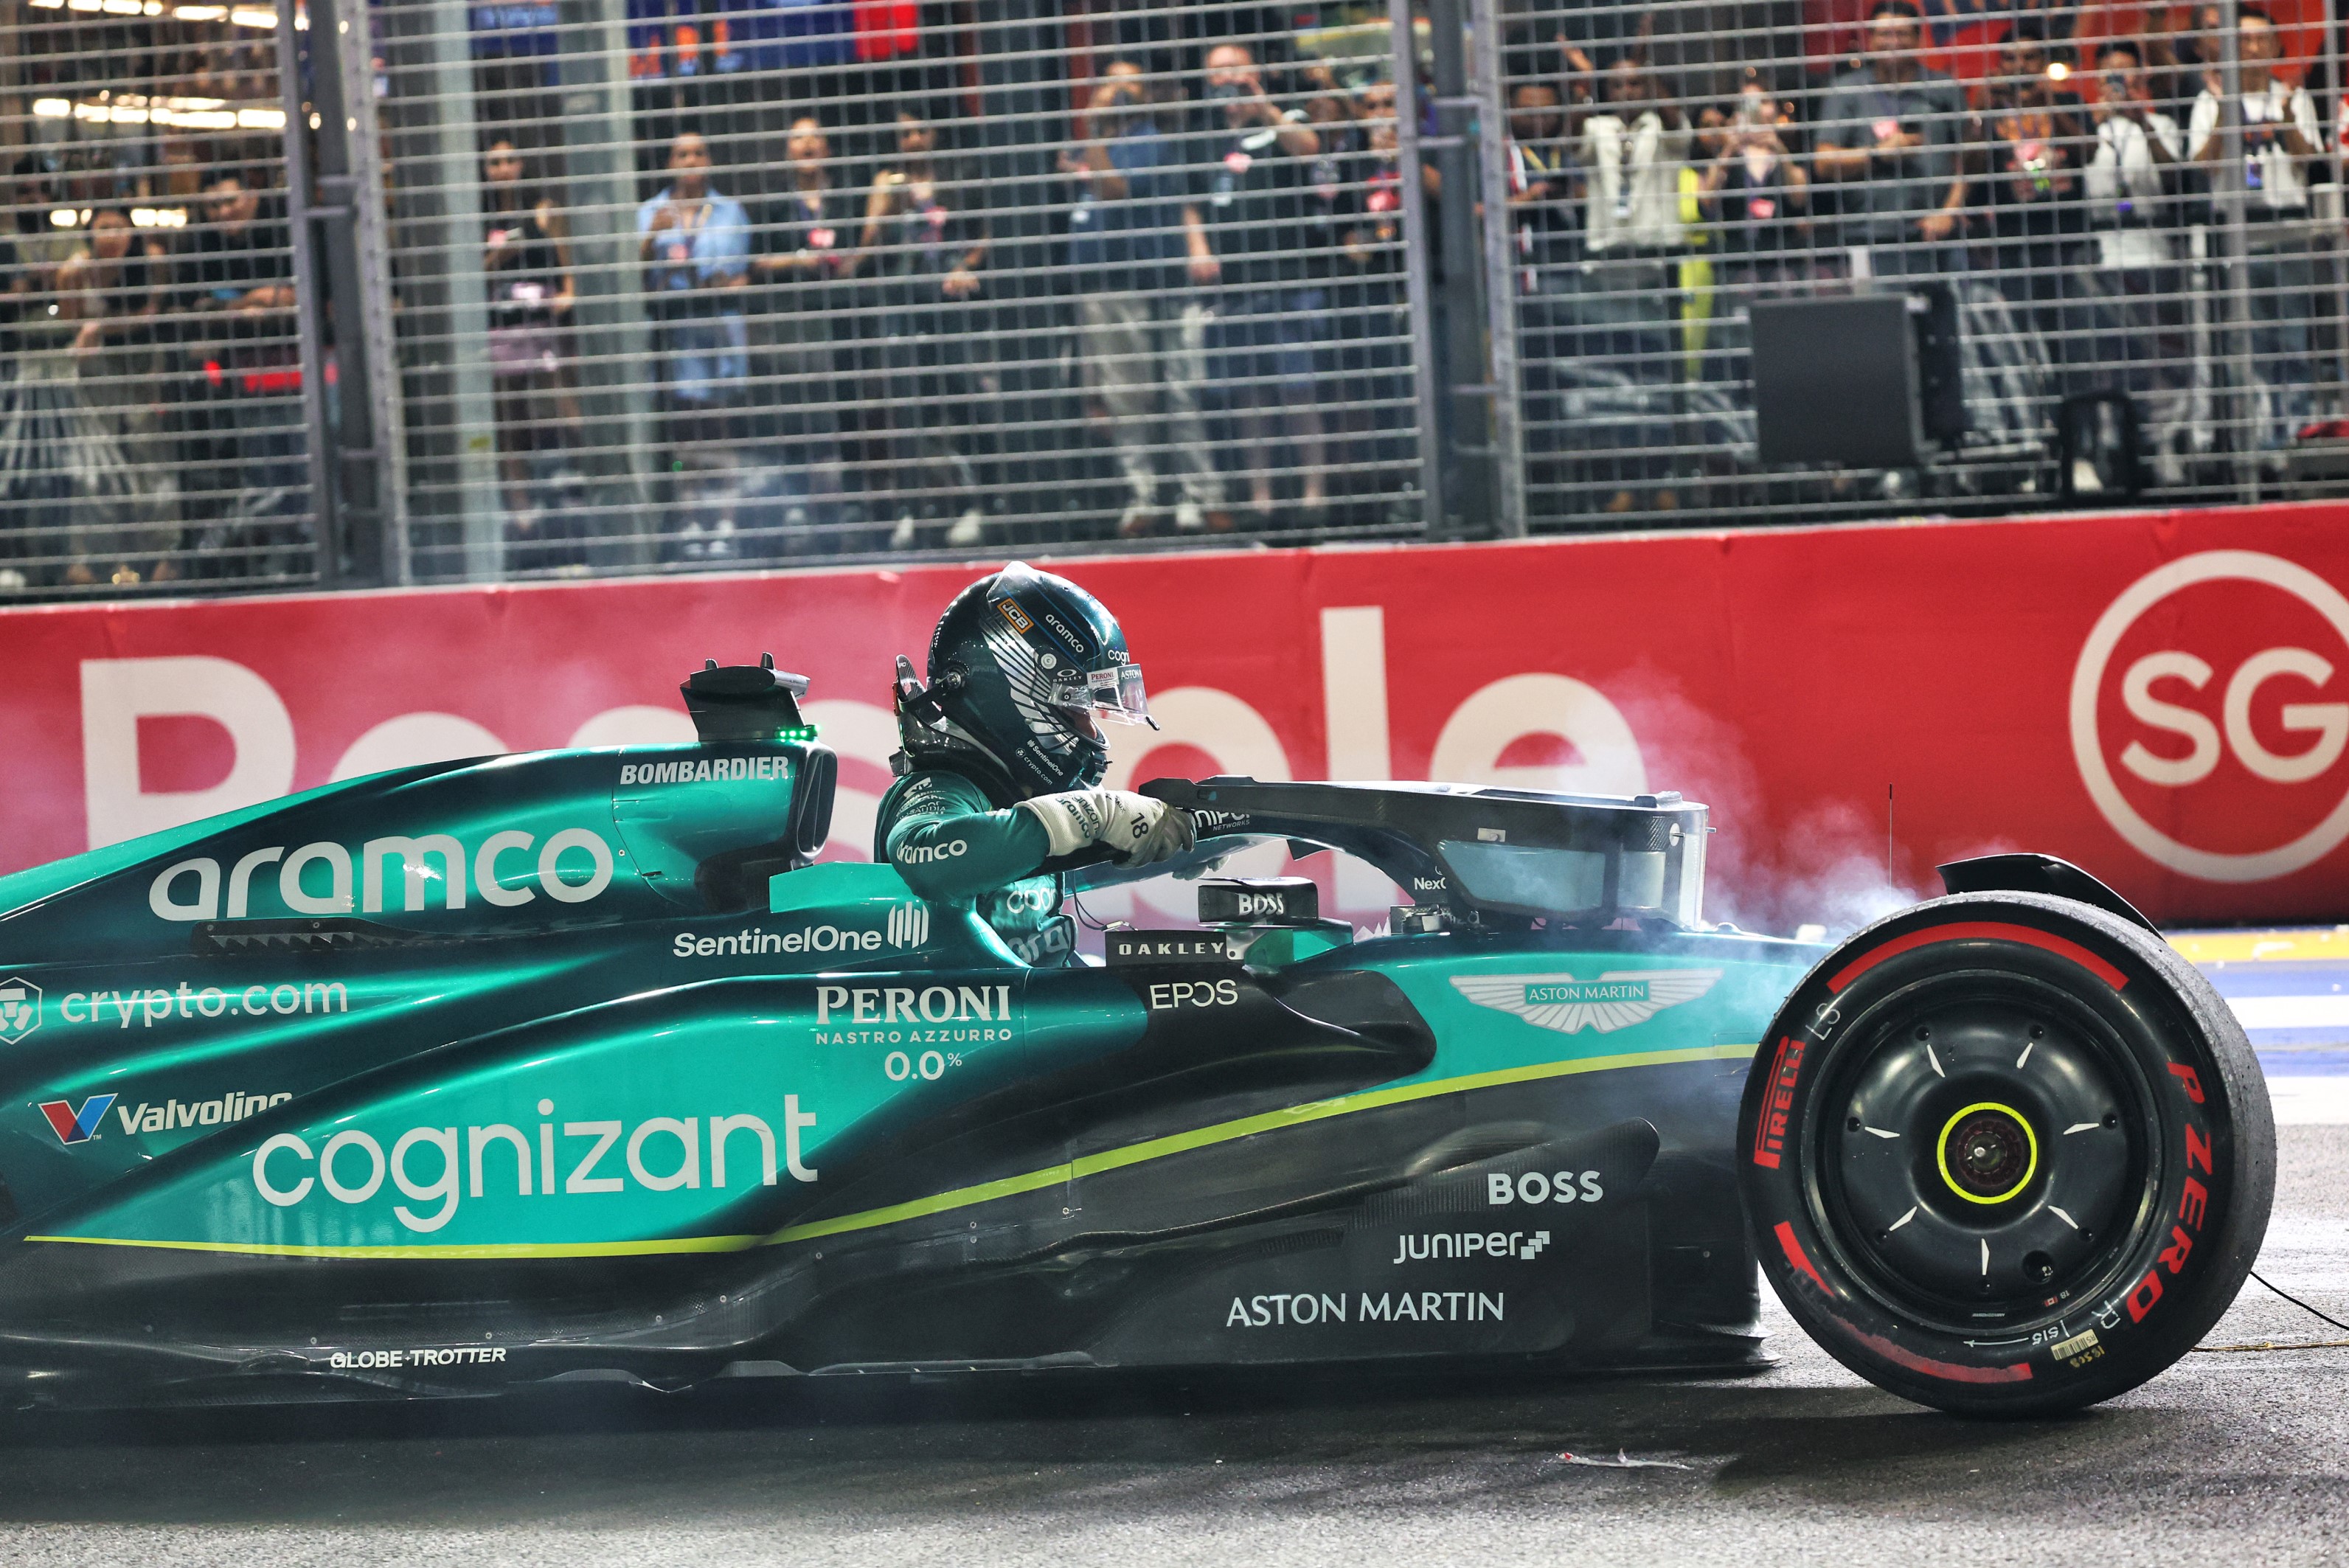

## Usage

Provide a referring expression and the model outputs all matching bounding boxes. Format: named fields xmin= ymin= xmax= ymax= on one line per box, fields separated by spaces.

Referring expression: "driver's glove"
xmin=1020 ymin=789 xmax=1196 ymax=867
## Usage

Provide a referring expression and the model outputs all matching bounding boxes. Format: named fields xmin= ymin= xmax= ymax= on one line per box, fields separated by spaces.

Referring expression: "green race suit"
xmin=874 ymin=769 xmax=1074 ymax=965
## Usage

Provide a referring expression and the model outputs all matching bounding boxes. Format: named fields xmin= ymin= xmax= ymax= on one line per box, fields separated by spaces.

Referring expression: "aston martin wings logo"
xmin=1449 ymin=969 xmax=1723 ymax=1034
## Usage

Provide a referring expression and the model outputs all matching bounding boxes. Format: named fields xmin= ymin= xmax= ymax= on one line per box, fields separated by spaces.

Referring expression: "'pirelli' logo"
xmin=1751 ymin=1034 xmax=1805 ymax=1169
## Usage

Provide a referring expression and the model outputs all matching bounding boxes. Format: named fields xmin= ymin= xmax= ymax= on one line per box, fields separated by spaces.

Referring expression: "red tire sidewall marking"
xmin=1742 ymin=909 xmax=2230 ymax=1389
xmin=1826 ymin=920 xmax=2130 ymax=996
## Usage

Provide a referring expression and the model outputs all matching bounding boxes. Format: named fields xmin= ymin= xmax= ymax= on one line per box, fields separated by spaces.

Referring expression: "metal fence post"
xmin=309 ymin=0 xmax=409 ymax=584
xmin=277 ymin=0 xmax=339 ymax=586
xmin=1389 ymin=0 xmax=1446 ymax=533
xmin=555 ymin=0 xmax=653 ymax=566
xmin=1425 ymin=0 xmax=1495 ymax=535
xmin=385 ymin=0 xmax=504 ymax=582
xmin=439 ymin=0 xmax=502 ymax=580
xmin=1467 ymin=0 xmax=1524 ymax=537
xmin=2325 ymin=0 xmax=2347 ymax=417
xmin=2216 ymin=0 xmax=2260 ymax=502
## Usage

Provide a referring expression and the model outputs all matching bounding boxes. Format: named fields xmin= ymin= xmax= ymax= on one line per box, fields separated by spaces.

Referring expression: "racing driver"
xmin=879 ymin=561 xmax=1193 ymax=963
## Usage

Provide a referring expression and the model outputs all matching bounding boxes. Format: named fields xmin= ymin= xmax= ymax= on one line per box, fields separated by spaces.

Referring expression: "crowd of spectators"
xmin=7 ymin=4 xmax=2340 ymax=583
xmin=0 ymin=162 xmax=308 ymax=590
xmin=485 ymin=41 xmax=1427 ymax=563
xmin=1501 ymin=0 xmax=2336 ymax=509
xmin=565 ymin=2 xmax=2342 ymax=552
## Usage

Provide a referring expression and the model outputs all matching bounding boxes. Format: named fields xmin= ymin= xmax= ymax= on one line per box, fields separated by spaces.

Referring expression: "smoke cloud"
xmin=1611 ymin=670 xmax=1929 ymax=942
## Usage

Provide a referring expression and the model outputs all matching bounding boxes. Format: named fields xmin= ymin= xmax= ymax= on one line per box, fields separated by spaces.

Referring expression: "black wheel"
xmin=1738 ymin=891 xmax=2274 ymax=1416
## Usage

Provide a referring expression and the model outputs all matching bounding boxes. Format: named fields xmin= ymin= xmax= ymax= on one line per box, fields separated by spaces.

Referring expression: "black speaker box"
xmin=1752 ymin=288 xmax=1964 ymax=468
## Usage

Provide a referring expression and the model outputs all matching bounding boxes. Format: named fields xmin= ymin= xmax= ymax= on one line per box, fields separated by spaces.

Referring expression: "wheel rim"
xmin=1808 ymin=969 xmax=2162 ymax=1333
xmin=1936 ymin=1102 xmax=2039 ymax=1204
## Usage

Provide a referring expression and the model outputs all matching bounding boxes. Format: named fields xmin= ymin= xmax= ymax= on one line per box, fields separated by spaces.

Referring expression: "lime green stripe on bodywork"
xmin=763 ymin=1040 xmax=1758 ymax=1246
xmin=23 ymin=1232 xmax=768 ymax=1260
xmin=29 ymin=1041 xmax=1756 ymax=1261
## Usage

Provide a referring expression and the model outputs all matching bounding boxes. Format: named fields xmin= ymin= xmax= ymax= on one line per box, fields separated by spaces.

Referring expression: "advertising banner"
xmin=4 ymin=501 xmax=2346 ymax=929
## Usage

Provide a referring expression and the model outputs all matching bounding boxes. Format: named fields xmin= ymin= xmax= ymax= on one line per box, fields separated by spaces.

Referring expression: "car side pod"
xmin=1734 ymin=873 xmax=2274 ymax=1418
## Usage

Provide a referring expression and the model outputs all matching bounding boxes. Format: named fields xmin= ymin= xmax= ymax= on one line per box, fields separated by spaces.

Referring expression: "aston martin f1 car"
xmin=0 ymin=661 xmax=2271 ymax=1416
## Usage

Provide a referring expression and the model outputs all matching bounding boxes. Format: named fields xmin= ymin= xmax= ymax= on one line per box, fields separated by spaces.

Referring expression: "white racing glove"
xmin=1019 ymin=789 xmax=1196 ymax=868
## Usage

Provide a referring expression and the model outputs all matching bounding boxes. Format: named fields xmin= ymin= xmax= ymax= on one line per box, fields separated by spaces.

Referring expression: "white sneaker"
xmin=946 ymin=507 xmax=986 ymax=548
xmin=1173 ymin=500 xmax=1206 ymax=533
xmin=887 ymin=513 xmax=919 ymax=552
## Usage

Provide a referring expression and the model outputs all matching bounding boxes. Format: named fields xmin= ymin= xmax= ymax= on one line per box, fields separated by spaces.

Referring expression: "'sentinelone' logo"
xmin=2069 ymin=550 xmax=2349 ymax=881
xmin=0 ymin=978 xmax=41 ymax=1044
xmin=887 ymin=903 xmax=931 ymax=949
xmin=1450 ymin=969 xmax=1721 ymax=1033
xmin=38 ymin=1092 xmax=115 ymax=1145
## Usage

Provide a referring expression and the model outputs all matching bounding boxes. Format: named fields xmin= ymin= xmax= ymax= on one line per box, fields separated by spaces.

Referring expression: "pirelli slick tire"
xmin=1737 ymin=891 xmax=2273 ymax=1417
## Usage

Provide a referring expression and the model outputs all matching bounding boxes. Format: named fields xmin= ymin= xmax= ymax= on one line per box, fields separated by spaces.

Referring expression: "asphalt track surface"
xmin=2 ymin=938 xmax=2348 ymax=1567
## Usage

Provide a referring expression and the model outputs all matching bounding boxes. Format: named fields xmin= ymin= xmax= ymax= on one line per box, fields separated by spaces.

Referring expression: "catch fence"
xmin=1 ymin=0 xmax=2344 ymax=592
xmin=0 ymin=0 xmax=319 ymax=591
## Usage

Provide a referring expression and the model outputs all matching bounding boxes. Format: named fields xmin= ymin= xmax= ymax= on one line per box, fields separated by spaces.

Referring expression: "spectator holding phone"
xmin=2187 ymin=5 xmax=2319 ymax=451
xmin=1336 ymin=77 xmax=1419 ymax=521
xmin=1699 ymin=81 xmax=1809 ymax=391
xmin=2082 ymin=41 xmax=2190 ymax=479
xmin=2187 ymin=7 xmax=2317 ymax=209
xmin=1700 ymin=80 xmax=1808 ymax=285
xmin=1981 ymin=29 xmax=2089 ymax=375
xmin=637 ymin=133 xmax=750 ymax=406
xmin=636 ymin=131 xmax=752 ymax=555
xmin=864 ymin=111 xmax=992 ymax=549
xmin=1813 ymin=0 xmax=1970 ymax=279
xmin=482 ymin=139 xmax=583 ymax=561
xmin=175 ymin=171 xmax=306 ymax=576
xmin=1187 ymin=41 xmax=1331 ymax=526
xmin=750 ymin=115 xmax=864 ymax=541
xmin=1564 ymin=54 xmax=1690 ymax=513
xmin=2086 ymin=41 xmax=2181 ymax=265
xmin=1063 ymin=60 xmax=1222 ymax=538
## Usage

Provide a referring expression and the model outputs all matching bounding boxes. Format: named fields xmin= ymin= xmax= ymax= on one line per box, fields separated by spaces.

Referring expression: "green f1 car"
xmin=0 ymin=661 xmax=2271 ymax=1415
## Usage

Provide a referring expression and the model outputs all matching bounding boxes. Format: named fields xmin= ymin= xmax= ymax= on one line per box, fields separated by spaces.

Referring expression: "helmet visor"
xmin=1050 ymin=662 xmax=1152 ymax=726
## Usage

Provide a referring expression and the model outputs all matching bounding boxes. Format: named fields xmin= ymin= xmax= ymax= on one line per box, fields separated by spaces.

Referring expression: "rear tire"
xmin=1737 ymin=892 xmax=2273 ymax=1416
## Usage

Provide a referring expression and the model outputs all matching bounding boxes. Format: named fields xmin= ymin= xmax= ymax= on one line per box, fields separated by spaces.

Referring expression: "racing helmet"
xmin=894 ymin=562 xmax=1154 ymax=801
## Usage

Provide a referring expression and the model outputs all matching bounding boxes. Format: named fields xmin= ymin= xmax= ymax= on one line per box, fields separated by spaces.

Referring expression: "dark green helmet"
xmin=893 ymin=562 xmax=1154 ymax=802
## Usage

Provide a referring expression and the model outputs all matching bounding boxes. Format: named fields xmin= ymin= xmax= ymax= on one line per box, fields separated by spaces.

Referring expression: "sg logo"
xmin=2117 ymin=647 xmax=2347 ymax=787
xmin=2071 ymin=550 xmax=2349 ymax=882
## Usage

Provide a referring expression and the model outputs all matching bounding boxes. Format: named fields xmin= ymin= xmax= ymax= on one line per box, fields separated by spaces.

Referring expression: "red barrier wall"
xmin=5 ymin=502 xmax=2347 ymax=929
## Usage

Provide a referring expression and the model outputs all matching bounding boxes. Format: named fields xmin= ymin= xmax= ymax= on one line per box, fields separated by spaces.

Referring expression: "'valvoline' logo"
xmin=38 ymin=1093 xmax=117 ymax=1146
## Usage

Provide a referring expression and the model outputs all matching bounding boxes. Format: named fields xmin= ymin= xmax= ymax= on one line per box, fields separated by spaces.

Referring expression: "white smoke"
xmin=1608 ymin=670 xmax=1930 ymax=943
xmin=1706 ymin=797 xmax=1929 ymax=942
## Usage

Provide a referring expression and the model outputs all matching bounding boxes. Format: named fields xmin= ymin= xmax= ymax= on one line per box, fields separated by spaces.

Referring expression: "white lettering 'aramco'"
xmin=251 ymin=1097 xmax=819 ymax=1234
xmin=148 ymin=828 xmax=617 ymax=922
